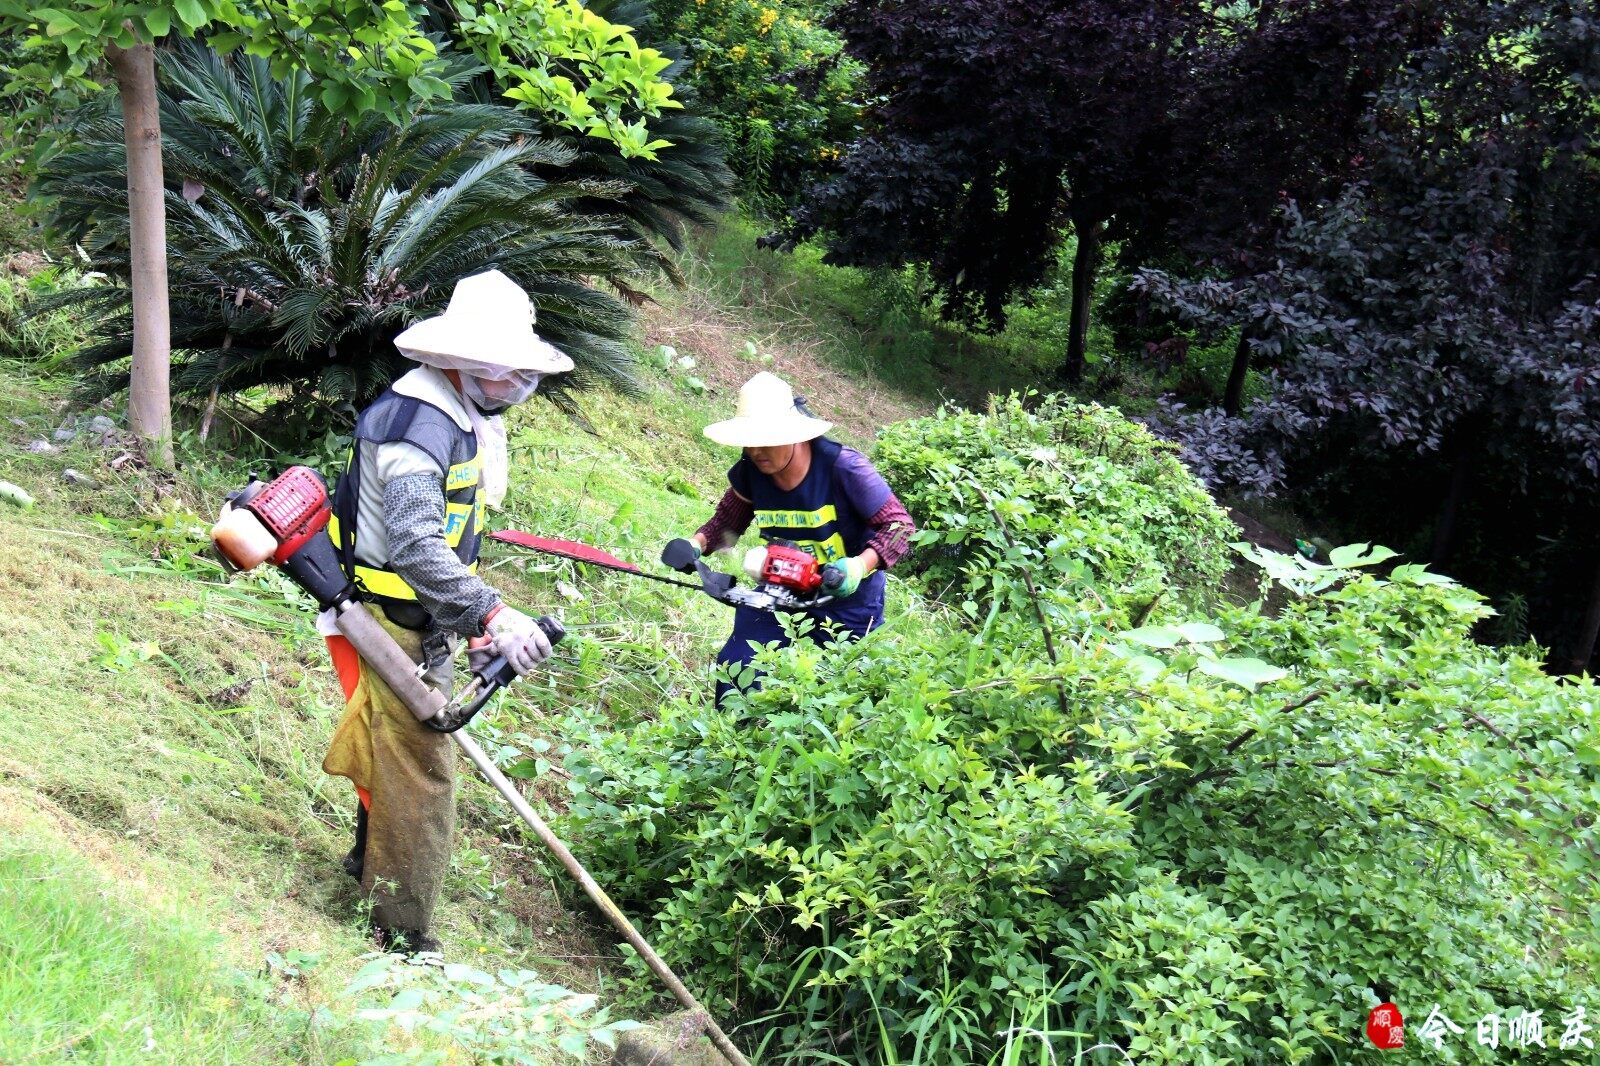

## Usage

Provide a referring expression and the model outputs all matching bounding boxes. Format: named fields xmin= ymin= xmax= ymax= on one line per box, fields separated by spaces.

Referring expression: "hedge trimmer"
xmin=488 ymin=530 xmax=836 ymax=613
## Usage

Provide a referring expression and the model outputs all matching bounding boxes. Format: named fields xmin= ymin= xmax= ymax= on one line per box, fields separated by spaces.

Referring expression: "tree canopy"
xmin=1137 ymin=0 xmax=1600 ymax=669
xmin=794 ymin=0 xmax=1418 ymax=384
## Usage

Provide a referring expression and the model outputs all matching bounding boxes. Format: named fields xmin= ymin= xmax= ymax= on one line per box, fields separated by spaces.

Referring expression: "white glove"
xmin=486 ymin=606 xmax=553 ymax=676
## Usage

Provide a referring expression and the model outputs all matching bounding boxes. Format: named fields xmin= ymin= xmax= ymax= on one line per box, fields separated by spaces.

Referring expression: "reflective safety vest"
xmin=731 ymin=437 xmax=863 ymax=564
xmin=328 ymin=390 xmax=484 ymax=607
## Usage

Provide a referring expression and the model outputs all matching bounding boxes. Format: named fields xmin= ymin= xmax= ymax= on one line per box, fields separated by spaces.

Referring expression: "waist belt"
xmin=371 ymin=597 xmax=434 ymax=632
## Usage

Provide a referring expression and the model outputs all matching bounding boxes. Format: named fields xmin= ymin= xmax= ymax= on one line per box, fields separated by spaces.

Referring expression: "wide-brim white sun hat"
xmin=704 ymin=371 xmax=833 ymax=447
xmin=393 ymin=269 xmax=575 ymax=377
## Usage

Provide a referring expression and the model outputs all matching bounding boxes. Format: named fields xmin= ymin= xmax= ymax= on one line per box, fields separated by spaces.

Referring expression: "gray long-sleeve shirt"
xmin=316 ymin=367 xmax=503 ymax=641
xmin=380 ymin=466 xmax=499 ymax=637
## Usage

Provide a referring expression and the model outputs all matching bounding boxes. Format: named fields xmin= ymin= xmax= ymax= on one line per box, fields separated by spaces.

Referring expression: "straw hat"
xmin=704 ymin=372 xmax=833 ymax=447
xmin=394 ymin=269 xmax=574 ymax=376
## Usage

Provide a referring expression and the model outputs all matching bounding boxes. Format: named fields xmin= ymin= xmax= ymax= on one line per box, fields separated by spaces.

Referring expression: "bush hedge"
xmin=564 ymin=397 xmax=1599 ymax=1063
xmin=873 ymin=395 xmax=1238 ymax=621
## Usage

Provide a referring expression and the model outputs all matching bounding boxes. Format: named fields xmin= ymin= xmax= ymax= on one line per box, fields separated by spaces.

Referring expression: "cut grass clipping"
xmin=0 ymin=813 xmax=316 ymax=1062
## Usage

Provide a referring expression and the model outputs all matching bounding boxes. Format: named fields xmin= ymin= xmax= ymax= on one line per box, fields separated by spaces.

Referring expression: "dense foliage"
xmin=648 ymin=0 xmax=860 ymax=210
xmin=37 ymin=47 xmax=660 ymax=403
xmin=566 ymin=399 xmax=1599 ymax=1063
xmin=0 ymin=0 xmax=682 ymax=159
xmin=794 ymin=0 xmax=1408 ymax=383
xmin=873 ymin=396 xmax=1236 ymax=619
xmin=530 ymin=0 xmax=735 ymax=252
xmin=1135 ymin=0 xmax=1600 ymax=671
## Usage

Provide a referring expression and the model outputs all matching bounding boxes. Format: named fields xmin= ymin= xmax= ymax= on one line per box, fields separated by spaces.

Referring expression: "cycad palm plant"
xmin=39 ymin=44 xmax=661 ymax=405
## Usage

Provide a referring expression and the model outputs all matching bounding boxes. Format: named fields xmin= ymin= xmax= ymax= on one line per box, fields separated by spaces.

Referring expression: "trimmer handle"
xmin=661 ymin=537 xmax=701 ymax=574
xmin=425 ymin=615 xmax=565 ymax=733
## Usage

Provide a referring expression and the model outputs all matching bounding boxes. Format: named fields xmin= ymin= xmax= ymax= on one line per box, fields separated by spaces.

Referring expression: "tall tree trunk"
xmin=1223 ymin=330 xmax=1252 ymax=416
xmin=1566 ymin=551 xmax=1600 ymax=675
xmin=1430 ymin=433 xmax=1475 ymax=566
xmin=108 ymin=42 xmax=173 ymax=469
xmin=1061 ymin=217 xmax=1103 ymax=386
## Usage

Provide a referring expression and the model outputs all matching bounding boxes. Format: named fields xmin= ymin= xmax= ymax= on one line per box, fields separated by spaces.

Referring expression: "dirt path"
xmin=638 ymin=293 xmax=931 ymax=448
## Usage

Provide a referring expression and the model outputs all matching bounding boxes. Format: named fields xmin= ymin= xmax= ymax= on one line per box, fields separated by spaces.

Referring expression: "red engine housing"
xmin=243 ymin=465 xmax=332 ymax=566
xmin=761 ymin=543 xmax=823 ymax=594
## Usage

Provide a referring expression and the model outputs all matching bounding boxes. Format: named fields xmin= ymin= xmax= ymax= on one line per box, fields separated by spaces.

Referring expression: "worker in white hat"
xmin=664 ymin=371 xmax=917 ymax=704
xmin=320 ymin=269 xmax=571 ymax=955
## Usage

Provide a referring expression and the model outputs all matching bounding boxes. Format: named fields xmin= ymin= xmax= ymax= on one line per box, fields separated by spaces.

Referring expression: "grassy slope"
xmin=0 ymin=222 xmax=941 ymax=1062
xmin=662 ymin=217 xmax=1048 ymax=420
xmin=0 ymin=376 xmax=371 ymax=1061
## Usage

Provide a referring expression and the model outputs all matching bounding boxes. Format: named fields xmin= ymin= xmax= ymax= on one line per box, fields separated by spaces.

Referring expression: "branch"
xmin=1222 ymin=688 xmax=1327 ymax=755
xmin=973 ymin=485 xmax=1072 ymax=734
xmin=1135 ymin=591 xmax=1163 ymax=627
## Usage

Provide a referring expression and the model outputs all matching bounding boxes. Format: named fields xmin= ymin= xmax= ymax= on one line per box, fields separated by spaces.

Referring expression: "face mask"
xmin=462 ymin=369 xmax=544 ymax=413
xmin=463 ymin=402 xmax=510 ymax=509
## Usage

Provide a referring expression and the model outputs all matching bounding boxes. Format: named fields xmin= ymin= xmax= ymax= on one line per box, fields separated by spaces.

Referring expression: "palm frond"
xmin=39 ymin=41 xmax=671 ymax=405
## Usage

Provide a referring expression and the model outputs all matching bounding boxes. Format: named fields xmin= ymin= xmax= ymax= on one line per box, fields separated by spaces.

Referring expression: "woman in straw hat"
xmin=665 ymin=371 xmax=916 ymax=703
xmin=320 ymin=269 xmax=569 ymax=955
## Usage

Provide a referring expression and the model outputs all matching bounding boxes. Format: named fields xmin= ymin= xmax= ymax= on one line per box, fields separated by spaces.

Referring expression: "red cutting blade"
xmin=486 ymin=529 xmax=644 ymax=573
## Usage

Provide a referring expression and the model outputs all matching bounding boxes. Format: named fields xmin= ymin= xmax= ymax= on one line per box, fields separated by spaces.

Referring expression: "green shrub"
xmin=873 ymin=394 xmax=1237 ymax=621
xmin=562 ymin=402 xmax=1599 ymax=1063
xmin=0 ymin=265 xmax=92 ymax=366
xmin=340 ymin=953 xmax=637 ymax=1062
xmin=38 ymin=44 xmax=659 ymax=405
xmin=650 ymin=0 xmax=862 ymax=210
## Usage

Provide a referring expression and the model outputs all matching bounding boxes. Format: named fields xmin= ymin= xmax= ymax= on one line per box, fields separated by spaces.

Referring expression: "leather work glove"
xmin=486 ymin=606 xmax=553 ymax=676
xmin=820 ymin=555 xmax=868 ymax=598
xmin=661 ymin=537 xmax=702 ymax=574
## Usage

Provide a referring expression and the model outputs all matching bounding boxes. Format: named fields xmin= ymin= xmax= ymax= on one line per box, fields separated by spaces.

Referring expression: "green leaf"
xmin=319 ymin=82 xmax=349 ymax=112
xmin=504 ymin=758 xmax=541 ymax=780
xmin=1327 ymin=542 xmax=1398 ymax=568
xmin=1390 ymin=563 xmax=1455 ymax=586
xmin=172 ymin=0 xmax=208 ymax=30
xmin=389 ymin=986 xmax=426 ymax=1011
xmin=1126 ymin=654 xmax=1167 ymax=683
xmin=37 ymin=8 xmax=77 ymax=36
xmin=142 ymin=7 xmax=171 ymax=37
xmin=1176 ymin=622 xmax=1225 ymax=644
xmin=441 ymin=963 xmax=495 ymax=986
xmin=1197 ymin=656 xmax=1288 ymax=691
xmin=1121 ymin=625 xmax=1182 ymax=649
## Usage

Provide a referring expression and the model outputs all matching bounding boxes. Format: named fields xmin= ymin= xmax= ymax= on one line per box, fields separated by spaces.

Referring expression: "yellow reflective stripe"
xmin=475 ymin=498 xmax=485 ymax=530
xmin=446 ymin=451 xmax=481 ymax=492
xmin=754 ymin=504 xmax=838 ymax=529
xmin=443 ymin=501 xmax=474 ymax=546
xmin=792 ymin=535 xmax=848 ymax=563
xmin=354 ymin=565 xmax=416 ymax=599
xmin=355 ymin=559 xmax=480 ymax=601
xmin=334 ymin=503 xmax=474 ymax=552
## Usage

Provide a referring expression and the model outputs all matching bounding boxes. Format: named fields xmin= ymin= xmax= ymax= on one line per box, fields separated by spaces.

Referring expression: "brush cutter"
xmin=489 ymin=529 xmax=837 ymax=613
xmin=210 ymin=466 xmax=750 ymax=1066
